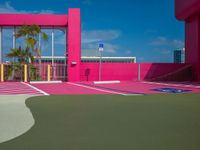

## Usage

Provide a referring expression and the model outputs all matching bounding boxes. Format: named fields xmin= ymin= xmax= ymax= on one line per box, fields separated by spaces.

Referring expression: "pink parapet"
xmin=80 ymin=62 xmax=191 ymax=81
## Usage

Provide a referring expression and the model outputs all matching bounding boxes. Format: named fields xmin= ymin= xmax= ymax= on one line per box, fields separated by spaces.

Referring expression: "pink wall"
xmin=80 ymin=62 xmax=189 ymax=81
xmin=80 ymin=62 xmax=138 ymax=81
xmin=67 ymin=9 xmax=81 ymax=82
xmin=175 ymin=0 xmax=200 ymax=81
xmin=139 ymin=63 xmax=188 ymax=80
xmin=0 ymin=14 xmax=68 ymax=27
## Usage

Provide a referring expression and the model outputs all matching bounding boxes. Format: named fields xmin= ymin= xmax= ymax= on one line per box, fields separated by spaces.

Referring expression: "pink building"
xmin=0 ymin=9 xmax=81 ymax=82
xmin=0 ymin=6 xmax=197 ymax=82
xmin=175 ymin=0 xmax=200 ymax=81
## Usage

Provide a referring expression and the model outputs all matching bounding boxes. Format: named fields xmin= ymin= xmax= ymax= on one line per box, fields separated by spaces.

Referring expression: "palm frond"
xmin=6 ymin=48 xmax=21 ymax=58
xmin=11 ymin=24 xmax=48 ymax=65
xmin=41 ymin=32 xmax=49 ymax=41
xmin=26 ymin=37 xmax=37 ymax=48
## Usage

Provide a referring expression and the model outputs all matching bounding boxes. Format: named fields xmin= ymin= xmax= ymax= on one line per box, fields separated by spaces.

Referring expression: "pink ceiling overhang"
xmin=175 ymin=0 xmax=200 ymax=20
xmin=0 ymin=14 xmax=68 ymax=27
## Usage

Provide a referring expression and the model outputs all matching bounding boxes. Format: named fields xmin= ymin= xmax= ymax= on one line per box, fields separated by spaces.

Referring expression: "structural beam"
xmin=0 ymin=14 xmax=68 ymax=27
xmin=64 ymin=28 xmax=67 ymax=81
xmin=38 ymin=32 xmax=41 ymax=50
xmin=68 ymin=8 xmax=81 ymax=82
xmin=13 ymin=27 xmax=16 ymax=49
xmin=52 ymin=28 xmax=54 ymax=67
xmin=0 ymin=27 xmax=2 ymax=63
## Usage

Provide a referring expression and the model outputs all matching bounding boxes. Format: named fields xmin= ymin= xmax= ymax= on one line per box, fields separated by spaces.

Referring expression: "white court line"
xmin=21 ymin=82 xmax=49 ymax=96
xmin=30 ymin=80 xmax=62 ymax=84
xmin=0 ymin=94 xmax=40 ymax=96
xmin=141 ymin=81 xmax=200 ymax=89
xmin=93 ymin=80 xmax=120 ymax=84
xmin=67 ymin=82 xmax=141 ymax=96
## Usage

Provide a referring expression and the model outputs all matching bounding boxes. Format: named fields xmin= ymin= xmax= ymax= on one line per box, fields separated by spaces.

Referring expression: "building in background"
xmin=81 ymin=56 xmax=136 ymax=63
xmin=34 ymin=56 xmax=136 ymax=63
xmin=174 ymin=48 xmax=185 ymax=63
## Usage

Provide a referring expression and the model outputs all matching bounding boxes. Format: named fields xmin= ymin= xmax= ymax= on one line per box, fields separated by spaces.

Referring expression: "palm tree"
xmin=6 ymin=24 xmax=48 ymax=81
xmin=16 ymin=25 xmax=48 ymax=78
xmin=6 ymin=46 xmax=32 ymax=63
xmin=15 ymin=24 xmax=48 ymax=63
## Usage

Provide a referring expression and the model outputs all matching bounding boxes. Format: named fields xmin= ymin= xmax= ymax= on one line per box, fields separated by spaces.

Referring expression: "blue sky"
xmin=0 ymin=0 xmax=184 ymax=62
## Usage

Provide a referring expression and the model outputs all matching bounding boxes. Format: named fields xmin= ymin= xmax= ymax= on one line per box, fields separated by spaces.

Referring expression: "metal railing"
xmin=0 ymin=63 xmax=67 ymax=82
xmin=50 ymin=64 xmax=67 ymax=81
xmin=34 ymin=63 xmax=67 ymax=81
xmin=4 ymin=64 xmax=24 ymax=81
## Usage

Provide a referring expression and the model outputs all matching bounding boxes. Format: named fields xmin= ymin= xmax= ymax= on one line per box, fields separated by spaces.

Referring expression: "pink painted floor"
xmin=0 ymin=82 xmax=43 ymax=95
xmin=30 ymin=81 xmax=200 ymax=95
xmin=31 ymin=82 xmax=109 ymax=95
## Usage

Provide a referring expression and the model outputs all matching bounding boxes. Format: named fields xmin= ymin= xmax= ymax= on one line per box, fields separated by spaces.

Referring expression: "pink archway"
xmin=175 ymin=0 xmax=200 ymax=81
xmin=0 ymin=8 xmax=81 ymax=82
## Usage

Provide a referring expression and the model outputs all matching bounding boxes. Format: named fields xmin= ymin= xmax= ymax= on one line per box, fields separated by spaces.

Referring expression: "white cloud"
xmin=125 ymin=50 xmax=132 ymax=55
xmin=81 ymin=49 xmax=99 ymax=57
xmin=138 ymin=57 xmax=145 ymax=62
xmin=145 ymin=29 xmax=158 ymax=34
xmin=54 ymin=30 xmax=66 ymax=45
xmin=152 ymin=48 xmax=172 ymax=57
xmin=103 ymin=43 xmax=118 ymax=53
xmin=0 ymin=1 xmax=57 ymax=14
xmin=67 ymin=0 xmax=92 ymax=5
xmin=172 ymin=39 xmax=184 ymax=48
xmin=81 ymin=30 xmax=121 ymax=56
xmin=82 ymin=42 xmax=118 ymax=56
xmin=82 ymin=30 xmax=121 ymax=44
xmin=160 ymin=49 xmax=171 ymax=55
xmin=150 ymin=37 xmax=168 ymax=46
xmin=82 ymin=0 xmax=92 ymax=5
xmin=150 ymin=36 xmax=184 ymax=48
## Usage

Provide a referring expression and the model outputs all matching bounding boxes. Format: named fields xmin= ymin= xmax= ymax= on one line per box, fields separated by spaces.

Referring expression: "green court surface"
xmin=0 ymin=94 xmax=200 ymax=150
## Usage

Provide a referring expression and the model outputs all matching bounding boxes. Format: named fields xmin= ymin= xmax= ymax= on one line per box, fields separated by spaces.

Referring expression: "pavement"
xmin=0 ymin=95 xmax=35 ymax=143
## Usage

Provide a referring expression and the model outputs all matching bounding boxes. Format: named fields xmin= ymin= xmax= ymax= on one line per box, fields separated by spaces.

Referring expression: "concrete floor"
xmin=0 ymin=95 xmax=35 ymax=143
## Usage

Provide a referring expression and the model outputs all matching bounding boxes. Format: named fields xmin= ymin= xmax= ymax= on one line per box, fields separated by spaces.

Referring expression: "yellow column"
xmin=47 ymin=64 xmax=51 ymax=81
xmin=1 ymin=64 xmax=4 ymax=82
xmin=24 ymin=64 xmax=27 ymax=82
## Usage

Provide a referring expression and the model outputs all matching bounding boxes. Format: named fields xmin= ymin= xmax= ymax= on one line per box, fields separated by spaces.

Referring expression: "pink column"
xmin=185 ymin=16 xmax=200 ymax=81
xmin=67 ymin=8 xmax=81 ymax=82
xmin=175 ymin=0 xmax=200 ymax=81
